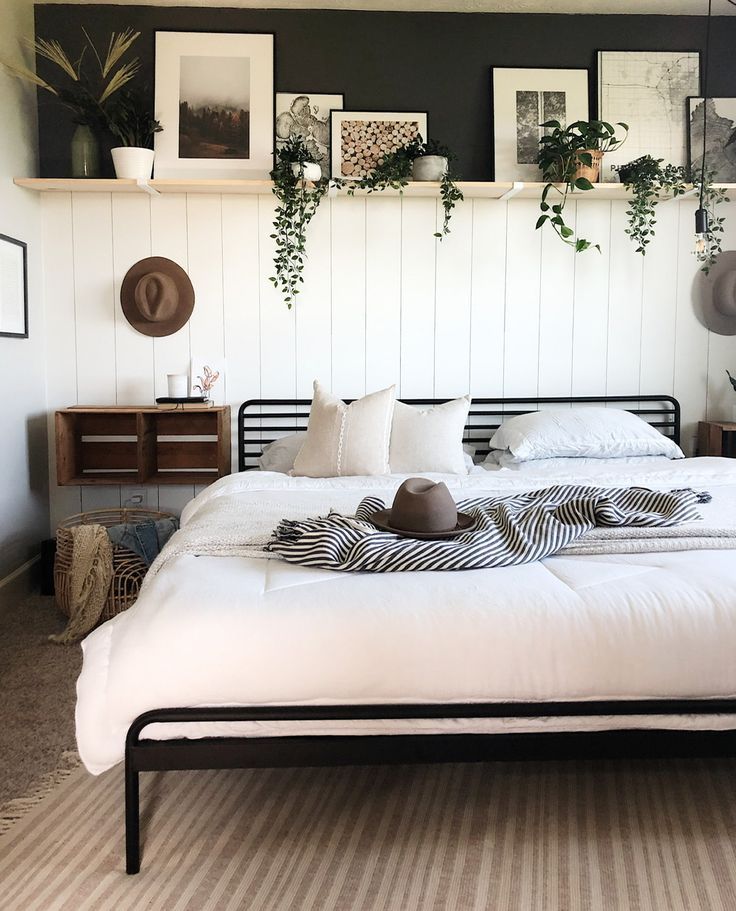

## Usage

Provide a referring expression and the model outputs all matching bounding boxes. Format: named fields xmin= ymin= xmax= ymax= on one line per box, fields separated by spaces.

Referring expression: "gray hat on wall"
xmin=696 ymin=250 xmax=736 ymax=337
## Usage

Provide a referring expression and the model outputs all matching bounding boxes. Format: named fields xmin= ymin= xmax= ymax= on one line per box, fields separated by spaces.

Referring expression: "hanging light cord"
xmin=699 ymin=0 xmax=713 ymax=209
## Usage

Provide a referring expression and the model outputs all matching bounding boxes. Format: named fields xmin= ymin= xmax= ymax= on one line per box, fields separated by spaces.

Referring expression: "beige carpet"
xmin=2 ymin=757 xmax=736 ymax=911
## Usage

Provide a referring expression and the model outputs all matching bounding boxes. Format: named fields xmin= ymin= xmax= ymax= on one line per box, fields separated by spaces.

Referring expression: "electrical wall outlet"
xmin=121 ymin=488 xmax=149 ymax=508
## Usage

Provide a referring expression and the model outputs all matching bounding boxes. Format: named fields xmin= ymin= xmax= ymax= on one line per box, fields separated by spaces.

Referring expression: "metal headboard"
xmin=237 ymin=395 xmax=681 ymax=471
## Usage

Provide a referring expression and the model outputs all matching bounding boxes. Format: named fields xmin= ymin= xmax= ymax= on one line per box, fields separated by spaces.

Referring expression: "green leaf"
xmin=560 ymin=225 xmax=574 ymax=238
xmin=535 ymin=215 xmax=549 ymax=229
xmin=574 ymin=177 xmax=594 ymax=191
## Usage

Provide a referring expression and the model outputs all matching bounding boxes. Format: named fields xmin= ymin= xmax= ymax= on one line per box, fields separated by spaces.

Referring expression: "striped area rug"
xmin=2 ymin=758 xmax=736 ymax=910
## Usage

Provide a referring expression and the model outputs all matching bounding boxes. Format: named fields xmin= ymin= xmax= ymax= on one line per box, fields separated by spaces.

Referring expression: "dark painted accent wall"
xmin=33 ymin=5 xmax=736 ymax=179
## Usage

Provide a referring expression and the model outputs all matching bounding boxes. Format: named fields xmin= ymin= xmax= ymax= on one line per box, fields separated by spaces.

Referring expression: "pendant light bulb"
xmin=694 ymin=207 xmax=710 ymax=255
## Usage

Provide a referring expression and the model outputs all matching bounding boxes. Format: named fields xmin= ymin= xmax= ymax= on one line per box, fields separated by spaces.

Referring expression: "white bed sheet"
xmin=77 ymin=458 xmax=736 ymax=774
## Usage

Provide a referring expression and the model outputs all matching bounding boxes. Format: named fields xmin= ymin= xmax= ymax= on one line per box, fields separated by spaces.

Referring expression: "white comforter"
xmin=77 ymin=458 xmax=736 ymax=774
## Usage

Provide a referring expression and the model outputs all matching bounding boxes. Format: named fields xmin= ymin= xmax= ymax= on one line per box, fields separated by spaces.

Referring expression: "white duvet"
xmin=77 ymin=457 xmax=736 ymax=774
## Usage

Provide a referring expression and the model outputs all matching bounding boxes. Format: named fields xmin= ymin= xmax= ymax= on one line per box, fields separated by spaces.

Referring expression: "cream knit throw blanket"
xmin=50 ymin=524 xmax=113 ymax=645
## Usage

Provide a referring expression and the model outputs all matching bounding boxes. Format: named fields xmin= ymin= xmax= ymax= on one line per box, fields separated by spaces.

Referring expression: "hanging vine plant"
xmin=614 ymin=156 xmax=729 ymax=272
xmin=269 ymin=136 xmax=329 ymax=308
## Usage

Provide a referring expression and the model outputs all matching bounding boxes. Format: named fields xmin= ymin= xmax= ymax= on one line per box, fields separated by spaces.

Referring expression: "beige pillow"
xmin=389 ymin=397 xmax=471 ymax=474
xmin=292 ymin=381 xmax=396 ymax=477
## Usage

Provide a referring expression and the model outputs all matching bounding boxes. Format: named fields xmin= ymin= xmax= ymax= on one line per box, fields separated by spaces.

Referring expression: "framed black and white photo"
xmin=0 ymin=234 xmax=28 ymax=339
xmin=688 ymin=97 xmax=736 ymax=183
xmin=598 ymin=50 xmax=700 ymax=180
xmin=154 ymin=31 xmax=274 ymax=179
xmin=276 ymin=93 xmax=343 ymax=174
xmin=491 ymin=67 xmax=589 ymax=181
xmin=330 ymin=110 xmax=427 ymax=179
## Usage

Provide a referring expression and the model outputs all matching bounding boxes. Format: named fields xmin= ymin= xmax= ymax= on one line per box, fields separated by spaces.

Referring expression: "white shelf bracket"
xmin=499 ymin=182 xmax=524 ymax=200
xmin=137 ymin=179 xmax=160 ymax=197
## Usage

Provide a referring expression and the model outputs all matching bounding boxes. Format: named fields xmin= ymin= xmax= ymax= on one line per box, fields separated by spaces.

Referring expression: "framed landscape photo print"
xmin=491 ymin=67 xmax=589 ymax=181
xmin=276 ymin=93 xmax=343 ymax=174
xmin=154 ymin=31 xmax=274 ymax=178
xmin=688 ymin=97 xmax=736 ymax=183
xmin=331 ymin=110 xmax=427 ymax=179
xmin=0 ymin=234 xmax=28 ymax=339
xmin=598 ymin=50 xmax=700 ymax=180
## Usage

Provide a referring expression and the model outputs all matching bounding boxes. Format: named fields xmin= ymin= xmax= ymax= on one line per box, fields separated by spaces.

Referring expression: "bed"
xmin=73 ymin=395 xmax=736 ymax=873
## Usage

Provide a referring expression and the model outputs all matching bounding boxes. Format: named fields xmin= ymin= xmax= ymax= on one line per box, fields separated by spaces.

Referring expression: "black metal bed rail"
xmin=237 ymin=395 xmax=681 ymax=471
xmin=126 ymin=693 xmax=729 ymax=873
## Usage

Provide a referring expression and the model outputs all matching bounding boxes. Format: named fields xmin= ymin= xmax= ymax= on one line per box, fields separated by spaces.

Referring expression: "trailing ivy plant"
xmin=693 ymin=171 xmax=729 ymax=274
xmin=614 ymin=157 xmax=729 ymax=271
xmin=614 ymin=156 xmax=688 ymax=254
xmin=343 ymin=136 xmax=464 ymax=238
xmin=269 ymin=136 xmax=328 ymax=308
xmin=536 ymin=119 xmax=628 ymax=252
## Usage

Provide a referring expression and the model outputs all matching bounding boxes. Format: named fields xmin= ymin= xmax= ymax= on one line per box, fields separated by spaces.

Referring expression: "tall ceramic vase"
xmin=71 ymin=125 xmax=100 ymax=178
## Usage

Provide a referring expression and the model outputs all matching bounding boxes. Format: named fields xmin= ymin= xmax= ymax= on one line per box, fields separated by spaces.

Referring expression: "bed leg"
xmin=125 ymin=761 xmax=140 ymax=874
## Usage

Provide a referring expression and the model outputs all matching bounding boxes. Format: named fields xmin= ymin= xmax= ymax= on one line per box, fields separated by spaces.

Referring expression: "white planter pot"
xmin=291 ymin=161 xmax=321 ymax=181
xmin=111 ymin=147 xmax=155 ymax=180
xmin=412 ymin=155 xmax=448 ymax=181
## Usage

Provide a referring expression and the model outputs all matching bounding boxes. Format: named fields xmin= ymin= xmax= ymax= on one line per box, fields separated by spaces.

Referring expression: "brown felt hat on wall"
xmin=120 ymin=257 xmax=195 ymax=337
xmin=695 ymin=250 xmax=736 ymax=337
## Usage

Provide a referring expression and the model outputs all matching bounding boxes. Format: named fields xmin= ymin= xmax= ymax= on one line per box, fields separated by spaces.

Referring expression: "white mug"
xmin=167 ymin=374 xmax=189 ymax=398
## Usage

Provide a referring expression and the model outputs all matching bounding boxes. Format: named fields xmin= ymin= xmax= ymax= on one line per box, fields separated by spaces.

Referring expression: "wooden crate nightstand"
xmin=697 ymin=420 xmax=736 ymax=458
xmin=55 ymin=406 xmax=231 ymax=485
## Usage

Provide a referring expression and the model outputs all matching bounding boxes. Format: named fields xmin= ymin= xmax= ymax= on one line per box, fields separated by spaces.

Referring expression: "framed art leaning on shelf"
xmin=153 ymin=31 xmax=275 ymax=179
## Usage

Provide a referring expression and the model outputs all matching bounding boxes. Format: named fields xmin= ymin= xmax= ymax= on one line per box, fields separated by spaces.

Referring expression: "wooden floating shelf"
xmin=55 ymin=405 xmax=231 ymax=486
xmin=15 ymin=177 xmax=736 ymax=201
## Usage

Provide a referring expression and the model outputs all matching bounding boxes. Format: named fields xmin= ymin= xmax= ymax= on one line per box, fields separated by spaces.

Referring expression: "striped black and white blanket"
xmin=268 ymin=485 xmax=711 ymax=573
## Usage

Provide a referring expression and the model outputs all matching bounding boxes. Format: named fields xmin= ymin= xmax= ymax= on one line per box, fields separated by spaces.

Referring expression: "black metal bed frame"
xmin=124 ymin=392 xmax=735 ymax=876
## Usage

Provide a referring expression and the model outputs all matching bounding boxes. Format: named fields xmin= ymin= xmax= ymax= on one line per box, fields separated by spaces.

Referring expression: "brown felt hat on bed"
xmin=121 ymin=256 xmax=195 ymax=337
xmin=370 ymin=478 xmax=475 ymax=540
xmin=696 ymin=250 xmax=736 ymax=337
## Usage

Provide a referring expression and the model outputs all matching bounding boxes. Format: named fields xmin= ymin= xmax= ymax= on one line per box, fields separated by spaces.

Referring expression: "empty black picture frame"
xmin=0 ymin=233 xmax=28 ymax=339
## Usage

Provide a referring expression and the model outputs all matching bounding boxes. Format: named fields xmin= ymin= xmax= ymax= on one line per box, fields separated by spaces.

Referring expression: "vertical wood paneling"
xmin=503 ymin=199 xmax=543 ymax=396
xmin=434 ymin=201 xmax=473 ymax=397
xmin=111 ymin=195 xmax=153 ymax=404
xmin=42 ymin=193 xmax=81 ymax=529
xmin=294 ymin=202 xmax=331 ymax=396
xmin=44 ymin=191 xmax=736 ymax=525
xmin=187 ymin=195 xmax=225 ymax=404
xmin=365 ymin=196 xmax=402 ymax=392
xmin=673 ymin=202 xmax=709 ymax=454
xmin=469 ymin=200 xmax=506 ymax=397
xmin=223 ymin=195 xmax=261 ymax=469
xmin=150 ymin=194 xmax=191 ymax=399
xmin=640 ymin=203 xmax=679 ymax=395
xmin=258 ymin=196 xmax=297 ymax=397
xmin=705 ymin=207 xmax=736 ymax=424
xmin=606 ymin=201 xmax=644 ymax=395
xmin=400 ymin=197 xmax=437 ymax=397
xmin=538 ymin=214 xmax=576 ymax=397
xmin=331 ymin=196 xmax=366 ymax=396
xmin=72 ymin=194 xmax=116 ymax=404
xmin=571 ymin=203 xmax=612 ymax=394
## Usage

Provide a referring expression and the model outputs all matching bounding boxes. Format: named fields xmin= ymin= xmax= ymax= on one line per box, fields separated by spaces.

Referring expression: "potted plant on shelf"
xmin=270 ymin=135 xmax=329 ymax=308
xmin=348 ymin=136 xmax=464 ymax=238
xmin=536 ymin=119 xmax=628 ymax=252
xmin=105 ymin=89 xmax=162 ymax=179
xmin=1 ymin=28 xmax=140 ymax=178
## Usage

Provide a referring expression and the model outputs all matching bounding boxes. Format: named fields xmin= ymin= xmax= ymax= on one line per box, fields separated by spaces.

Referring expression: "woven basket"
xmin=54 ymin=507 xmax=174 ymax=624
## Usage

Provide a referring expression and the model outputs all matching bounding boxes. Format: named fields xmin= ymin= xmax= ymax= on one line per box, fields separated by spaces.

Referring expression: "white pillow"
xmin=488 ymin=408 xmax=683 ymax=462
xmin=258 ymin=432 xmax=305 ymax=473
xmin=292 ymin=381 xmax=395 ymax=477
xmin=259 ymin=432 xmax=475 ymax=474
xmin=484 ymin=452 xmax=675 ymax=471
xmin=389 ymin=397 xmax=471 ymax=474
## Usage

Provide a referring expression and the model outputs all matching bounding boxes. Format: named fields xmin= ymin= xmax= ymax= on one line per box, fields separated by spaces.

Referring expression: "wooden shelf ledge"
xmin=16 ymin=177 xmax=736 ymax=201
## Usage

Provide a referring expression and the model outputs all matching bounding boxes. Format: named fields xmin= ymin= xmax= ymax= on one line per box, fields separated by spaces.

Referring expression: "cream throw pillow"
xmin=389 ymin=397 xmax=471 ymax=474
xmin=292 ymin=381 xmax=396 ymax=477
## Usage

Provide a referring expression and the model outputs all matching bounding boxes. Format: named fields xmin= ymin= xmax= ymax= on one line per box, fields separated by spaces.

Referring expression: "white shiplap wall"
xmin=42 ymin=190 xmax=736 ymax=527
